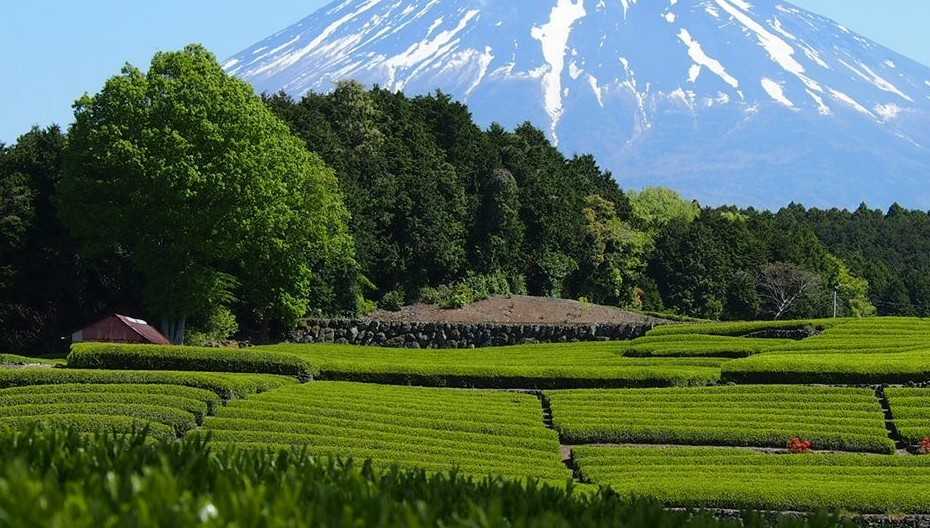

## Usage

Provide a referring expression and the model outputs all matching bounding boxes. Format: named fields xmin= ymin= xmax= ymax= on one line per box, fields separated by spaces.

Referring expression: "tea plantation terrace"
xmin=6 ymin=316 xmax=930 ymax=515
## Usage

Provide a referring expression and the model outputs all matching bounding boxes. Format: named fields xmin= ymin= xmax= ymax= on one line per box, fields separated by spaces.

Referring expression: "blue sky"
xmin=1 ymin=1 xmax=928 ymax=144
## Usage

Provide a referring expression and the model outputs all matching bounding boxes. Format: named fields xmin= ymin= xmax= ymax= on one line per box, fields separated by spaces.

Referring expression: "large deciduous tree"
xmin=58 ymin=44 xmax=356 ymax=343
xmin=574 ymin=195 xmax=648 ymax=306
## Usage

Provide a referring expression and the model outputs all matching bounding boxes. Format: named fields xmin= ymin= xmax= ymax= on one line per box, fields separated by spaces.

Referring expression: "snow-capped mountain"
xmin=226 ymin=0 xmax=930 ymax=209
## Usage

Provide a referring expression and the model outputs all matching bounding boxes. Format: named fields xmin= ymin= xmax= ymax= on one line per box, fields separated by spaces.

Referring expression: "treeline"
xmin=265 ymin=82 xmax=925 ymax=321
xmin=264 ymin=83 xmax=639 ymax=307
xmin=2 ymin=45 xmax=929 ymax=355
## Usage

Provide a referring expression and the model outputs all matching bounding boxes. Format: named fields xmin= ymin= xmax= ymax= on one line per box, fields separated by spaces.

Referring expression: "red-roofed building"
xmin=71 ymin=314 xmax=171 ymax=345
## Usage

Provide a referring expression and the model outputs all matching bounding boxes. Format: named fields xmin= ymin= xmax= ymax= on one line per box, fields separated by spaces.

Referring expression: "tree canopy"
xmin=58 ymin=45 xmax=356 ymax=343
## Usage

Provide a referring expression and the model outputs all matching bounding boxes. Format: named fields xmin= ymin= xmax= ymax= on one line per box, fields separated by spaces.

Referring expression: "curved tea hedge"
xmin=199 ymin=381 xmax=570 ymax=482
xmin=0 ymin=383 xmax=223 ymax=438
xmin=0 ymin=384 xmax=221 ymax=417
xmin=256 ymin=343 xmax=722 ymax=388
xmin=721 ymin=351 xmax=930 ymax=385
xmin=549 ymin=386 xmax=893 ymax=453
xmin=0 ymin=367 xmax=295 ymax=399
xmin=646 ymin=319 xmax=842 ymax=337
xmin=619 ymin=335 xmax=792 ymax=358
xmin=574 ymin=446 xmax=930 ymax=513
xmin=68 ymin=343 xmax=317 ymax=380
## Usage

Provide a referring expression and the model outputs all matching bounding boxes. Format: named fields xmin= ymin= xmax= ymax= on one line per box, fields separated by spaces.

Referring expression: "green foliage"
xmin=268 ymin=83 xmax=469 ymax=298
xmin=0 ymin=367 xmax=295 ymax=399
xmin=0 ymin=168 xmax=34 ymax=255
xmin=418 ymin=271 xmax=517 ymax=309
xmin=799 ymin=203 xmax=930 ymax=317
xmin=266 ymin=89 xmax=635 ymax=304
xmin=573 ymin=195 xmax=649 ymax=306
xmin=628 ymin=187 xmax=700 ymax=235
xmin=535 ymin=250 xmax=578 ymax=298
xmin=0 ymin=429 xmax=844 ymax=527
xmin=58 ymin=45 xmax=356 ymax=342
xmin=574 ymin=445 xmax=930 ymax=513
xmin=474 ymin=168 xmax=524 ymax=274
xmin=186 ymin=305 xmax=239 ymax=346
xmin=549 ymin=386 xmax=893 ymax=453
xmin=257 ymin=343 xmax=722 ymax=389
xmin=0 ymin=126 xmax=131 ymax=356
xmin=198 ymin=381 xmax=569 ymax=482
xmin=67 ymin=342 xmax=317 ymax=380
xmin=824 ymin=254 xmax=877 ymax=317
xmin=377 ymin=289 xmax=406 ymax=312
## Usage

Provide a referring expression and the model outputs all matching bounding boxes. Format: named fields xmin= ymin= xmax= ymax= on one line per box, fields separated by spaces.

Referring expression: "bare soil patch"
xmin=370 ymin=295 xmax=665 ymax=325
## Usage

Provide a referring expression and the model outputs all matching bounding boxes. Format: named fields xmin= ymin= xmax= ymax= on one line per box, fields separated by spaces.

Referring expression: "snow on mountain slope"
xmin=226 ymin=0 xmax=930 ymax=209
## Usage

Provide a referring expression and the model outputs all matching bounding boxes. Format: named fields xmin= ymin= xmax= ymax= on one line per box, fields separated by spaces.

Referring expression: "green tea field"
xmin=5 ymin=316 xmax=930 ymax=522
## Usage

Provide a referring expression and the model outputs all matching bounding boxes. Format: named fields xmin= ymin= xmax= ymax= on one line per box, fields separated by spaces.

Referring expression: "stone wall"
xmin=289 ymin=319 xmax=657 ymax=349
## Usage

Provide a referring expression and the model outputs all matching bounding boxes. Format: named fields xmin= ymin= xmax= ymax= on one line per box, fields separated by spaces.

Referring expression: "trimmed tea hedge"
xmin=0 ymin=383 xmax=221 ymax=413
xmin=0 ymin=382 xmax=226 ymax=437
xmin=0 ymin=415 xmax=177 ymax=440
xmin=199 ymin=381 xmax=570 ymax=482
xmin=886 ymin=388 xmax=930 ymax=445
xmin=646 ymin=319 xmax=842 ymax=337
xmin=68 ymin=343 xmax=317 ymax=380
xmin=722 ymin=351 xmax=930 ymax=385
xmin=549 ymin=386 xmax=893 ymax=453
xmin=762 ymin=318 xmax=930 ymax=355
xmin=619 ymin=335 xmax=792 ymax=358
xmin=0 ymin=367 xmax=295 ymax=399
xmin=256 ymin=343 xmax=723 ymax=388
xmin=574 ymin=445 xmax=930 ymax=513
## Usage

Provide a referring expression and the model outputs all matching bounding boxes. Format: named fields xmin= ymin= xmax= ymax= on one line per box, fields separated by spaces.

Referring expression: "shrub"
xmin=68 ymin=343 xmax=317 ymax=380
xmin=445 ymin=282 xmax=474 ymax=309
xmin=418 ymin=272 xmax=518 ymax=309
xmin=186 ymin=305 xmax=239 ymax=346
xmin=378 ymin=289 xmax=405 ymax=312
xmin=788 ymin=437 xmax=814 ymax=454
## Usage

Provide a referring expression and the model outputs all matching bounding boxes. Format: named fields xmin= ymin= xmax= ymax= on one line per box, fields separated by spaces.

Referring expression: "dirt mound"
xmin=370 ymin=295 xmax=665 ymax=325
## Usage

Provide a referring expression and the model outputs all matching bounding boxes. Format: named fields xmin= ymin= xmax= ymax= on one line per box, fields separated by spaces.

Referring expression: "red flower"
xmin=919 ymin=437 xmax=930 ymax=455
xmin=788 ymin=437 xmax=813 ymax=454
